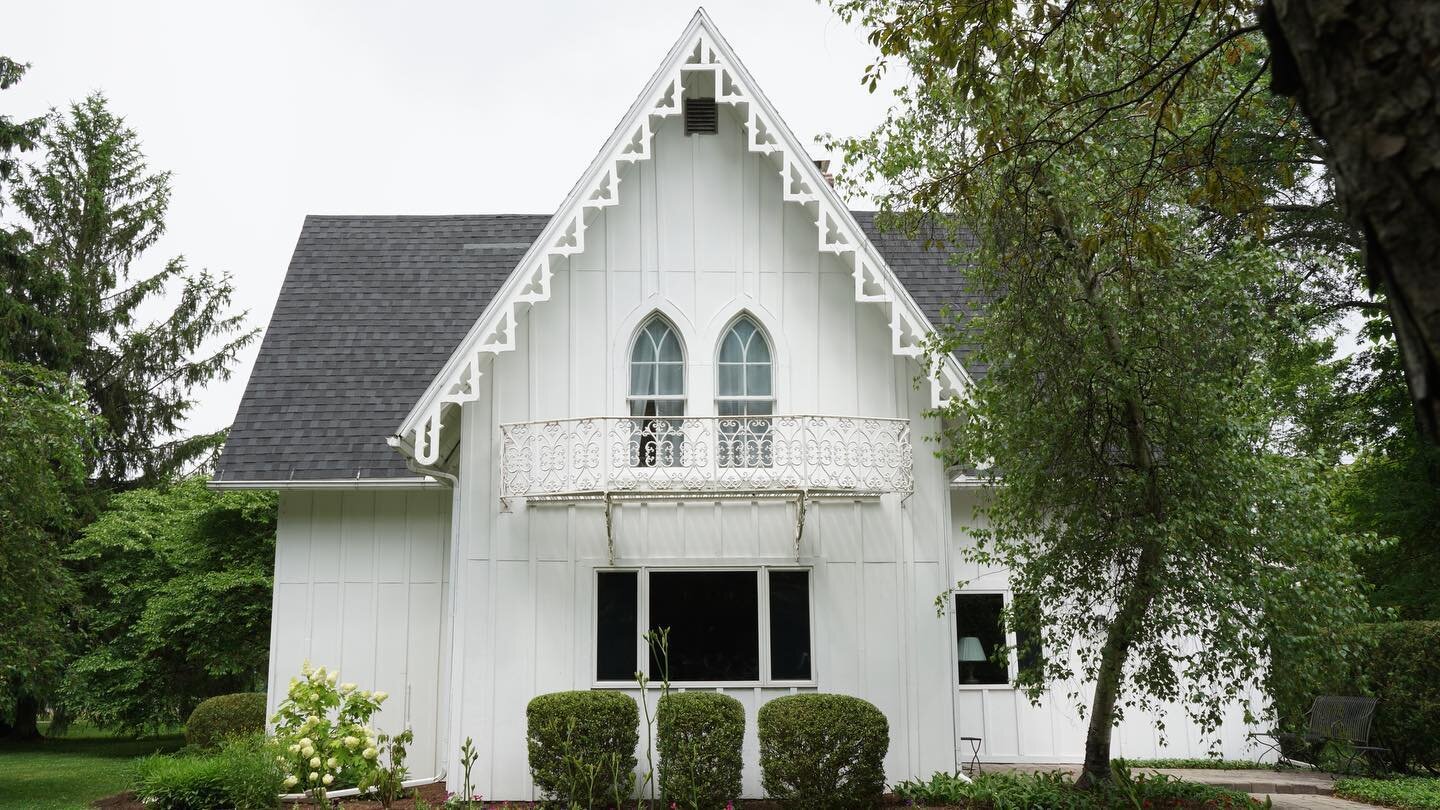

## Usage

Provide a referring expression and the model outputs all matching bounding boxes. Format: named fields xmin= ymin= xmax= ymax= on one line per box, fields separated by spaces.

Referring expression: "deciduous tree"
xmin=830 ymin=0 xmax=1372 ymax=785
xmin=61 ymin=477 xmax=276 ymax=731
xmin=0 ymin=364 xmax=95 ymax=739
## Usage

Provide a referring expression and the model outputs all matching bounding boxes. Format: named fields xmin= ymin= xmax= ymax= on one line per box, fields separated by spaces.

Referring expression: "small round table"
xmin=957 ymin=736 xmax=983 ymax=776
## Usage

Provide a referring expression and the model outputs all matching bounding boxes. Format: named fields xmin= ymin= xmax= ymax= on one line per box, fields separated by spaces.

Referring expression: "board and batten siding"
xmin=947 ymin=490 xmax=1259 ymax=763
xmin=268 ymin=490 xmax=453 ymax=780
xmin=445 ymin=92 xmax=958 ymax=800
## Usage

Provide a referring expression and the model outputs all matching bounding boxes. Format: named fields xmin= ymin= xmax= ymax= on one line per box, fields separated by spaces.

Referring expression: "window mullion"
xmin=758 ymin=567 xmax=771 ymax=685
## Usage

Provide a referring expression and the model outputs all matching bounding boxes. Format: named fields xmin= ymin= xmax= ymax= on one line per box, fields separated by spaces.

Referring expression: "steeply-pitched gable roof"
xmin=214 ymin=212 xmax=980 ymax=484
xmin=395 ymin=11 xmax=971 ymax=468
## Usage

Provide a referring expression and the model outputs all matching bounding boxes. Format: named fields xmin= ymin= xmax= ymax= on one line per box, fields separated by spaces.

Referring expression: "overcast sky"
xmin=3 ymin=1 xmax=895 ymax=439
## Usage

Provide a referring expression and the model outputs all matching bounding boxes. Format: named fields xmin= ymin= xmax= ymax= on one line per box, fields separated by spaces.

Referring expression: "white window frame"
xmin=592 ymin=565 xmax=817 ymax=689
xmin=951 ymin=589 xmax=1019 ymax=690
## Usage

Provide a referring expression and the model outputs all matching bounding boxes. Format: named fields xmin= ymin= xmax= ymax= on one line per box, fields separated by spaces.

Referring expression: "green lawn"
xmin=0 ymin=724 xmax=183 ymax=810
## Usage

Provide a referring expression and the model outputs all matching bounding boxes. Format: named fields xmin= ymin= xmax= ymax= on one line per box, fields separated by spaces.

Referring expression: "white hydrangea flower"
xmin=322 ymin=774 xmax=334 ymax=786
xmin=299 ymin=737 xmax=313 ymax=747
xmin=284 ymin=775 xmax=298 ymax=788
xmin=301 ymin=746 xmax=315 ymax=758
xmin=326 ymin=757 xmax=338 ymax=769
xmin=288 ymin=743 xmax=301 ymax=754
xmin=359 ymin=690 xmax=372 ymax=699
xmin=363 ymin=747 xmax=378 ymax=760
xmin=309 ymin=756 xmax=321 ymax=768
xmin=343 ymin=735 xmax=359 ymax=749
xmin=340 ymin=682 xmax=356 ymax=693
xmin=373 ymin=690 xmax=388 ymax=702
xmin=309 ymin=771 xmax=319 ymax=781
xmin=327 ymin=671 xmax=338 ymax=684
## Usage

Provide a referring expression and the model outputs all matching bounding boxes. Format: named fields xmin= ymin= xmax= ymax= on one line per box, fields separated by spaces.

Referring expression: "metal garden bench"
xmin=1250 ymin=695 xmax=1390 ymax=773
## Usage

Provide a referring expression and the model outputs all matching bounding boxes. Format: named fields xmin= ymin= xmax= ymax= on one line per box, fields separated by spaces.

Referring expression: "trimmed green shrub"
xmin=527 ymin=690 xmax=639 ymax=807
xmin=185 ymin=692 xmax=266 ymax=749
xmin=658 ymin=691 xmax=744 ymax=810
xmin=757 ymin=693 xmax=888 ymax=809
xmin=134 ymin=734 xmax=282 ymax=810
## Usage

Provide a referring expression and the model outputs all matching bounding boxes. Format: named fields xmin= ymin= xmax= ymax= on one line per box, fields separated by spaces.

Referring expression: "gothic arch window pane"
xmin=717 ymin=316 xmax=773 ymax=467
xmin=628 ymin=315 xmax=685 ymax=468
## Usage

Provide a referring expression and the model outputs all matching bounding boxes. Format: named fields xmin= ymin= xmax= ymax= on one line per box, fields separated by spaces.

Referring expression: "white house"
xmin=214 ymin=10 xmax=1256 ymax=800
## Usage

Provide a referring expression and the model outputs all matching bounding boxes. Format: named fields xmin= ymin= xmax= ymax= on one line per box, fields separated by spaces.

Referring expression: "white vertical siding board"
xmin=754 ymin=501 xmax=791 ymax=558
xmin=310 ymin=494 xmax=342 ymax=583
xmin=491 ymin=559 xmax=535 ymax=800
xmin=533 ymin=265 xmax=571 ymax=422
xmin=655 ymin=119 xmax=694 ymax=273
xmin=531 ymin=505 xmax=569 ymax=562
xmin=275 ymin=492 xmax=312 ymax=584
xmin=341 ymin=491 xmax=375 ymax=582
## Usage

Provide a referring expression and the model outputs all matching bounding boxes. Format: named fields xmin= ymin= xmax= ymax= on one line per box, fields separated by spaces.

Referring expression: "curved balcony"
xmin=499 ymin=415 xmax=913 ymax=500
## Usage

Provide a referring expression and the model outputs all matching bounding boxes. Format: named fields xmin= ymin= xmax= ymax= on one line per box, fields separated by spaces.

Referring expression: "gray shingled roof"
xmin=215 ymin=212 xmax=980 ymax=483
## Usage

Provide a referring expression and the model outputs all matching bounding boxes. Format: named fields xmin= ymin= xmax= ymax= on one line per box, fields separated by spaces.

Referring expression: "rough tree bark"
xmin=1262 ymin=0 xmax=1440 ymax=440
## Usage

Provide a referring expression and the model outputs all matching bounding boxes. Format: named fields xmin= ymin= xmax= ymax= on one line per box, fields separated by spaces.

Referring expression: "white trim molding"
xmin=395 ymin=9 xmax=971 ymax=467
xmin=207 ymin=477 xmax=443 ymax=491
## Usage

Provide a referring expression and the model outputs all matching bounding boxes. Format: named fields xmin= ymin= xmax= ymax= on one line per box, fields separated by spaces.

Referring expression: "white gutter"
xmin=207 ymin=477 xmax=441 ymax=491
xmin=278 ymin=769 xmax=446 ymax=802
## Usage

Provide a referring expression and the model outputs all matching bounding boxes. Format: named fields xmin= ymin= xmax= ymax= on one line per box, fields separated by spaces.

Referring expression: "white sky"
xmin=2 ymin=1 xmax=894 ymax=439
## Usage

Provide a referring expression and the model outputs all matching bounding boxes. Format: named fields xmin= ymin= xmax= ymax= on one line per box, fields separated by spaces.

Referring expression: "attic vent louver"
xmin=684 ymin=97 xmax=718 ymax=135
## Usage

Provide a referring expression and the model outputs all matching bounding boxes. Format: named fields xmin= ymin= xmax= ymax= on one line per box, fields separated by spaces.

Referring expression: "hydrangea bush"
xmin=272 ymin=662 xmax=390 ymax=805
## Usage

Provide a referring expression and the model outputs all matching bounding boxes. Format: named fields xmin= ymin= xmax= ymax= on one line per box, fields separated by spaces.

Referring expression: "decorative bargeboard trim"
xmin=397 ymin=11 xmax=969 ymax=466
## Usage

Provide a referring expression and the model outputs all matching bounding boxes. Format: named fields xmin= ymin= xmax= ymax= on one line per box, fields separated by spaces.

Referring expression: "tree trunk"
xmin=6 ymin=694 xmax=42 ymax=741
xmin=1263 ymin=0 xmax=1440 ymax=440
xmin=1077 ymin=543 xmax=1164 ymax=786
xmin=1040 ymin=184 xmax=1170 ymax=787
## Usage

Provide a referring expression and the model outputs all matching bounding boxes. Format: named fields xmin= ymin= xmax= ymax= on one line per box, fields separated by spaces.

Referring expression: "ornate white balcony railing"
xmin=499 ymin=415 xmax=913 ymax=500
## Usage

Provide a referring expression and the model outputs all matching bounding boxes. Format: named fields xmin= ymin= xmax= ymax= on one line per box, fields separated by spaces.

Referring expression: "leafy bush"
xmin=135 ymin=753 xmax=228 ymax=810
xmin=658 ymin=691 xmax=744 ymax=810
xmin=893 ymin=767 xmax=1262 ymax=809
xmin=1350 ymin=622 xmax=1440 ymax=772
xmin=134 ymin=734 xmax=281 ymax=810
xmin=1335 ymin=776 xmax=1440 ymax=809
xmin=272 ymin=663 xmax=390 ymax=802
xmin=186 ymin=692 xmax=267 ymax=749
xmin=757 ymin=693 xmax=888 ymax=809
xmin=526 ymin=690 xmax=639 ymax=807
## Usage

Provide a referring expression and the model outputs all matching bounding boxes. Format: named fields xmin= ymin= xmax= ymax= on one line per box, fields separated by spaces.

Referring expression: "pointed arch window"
xmin=716 ymin=316 xmax=773 ymax=468
xmin=716 ymin=316 xmax=772 ymax=416
xmin=628 ymin=315 xmax=686 ymax=467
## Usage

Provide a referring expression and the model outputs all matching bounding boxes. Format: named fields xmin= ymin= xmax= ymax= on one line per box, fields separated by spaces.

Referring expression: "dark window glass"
xmin=955 ymin=593 xmax=1008 ymax=685
xmin=768 ymin=571 xmax=811 ymax=680
xmin=596 ymin=571 xmax=638 ymax=681
xmin=649 ymin=571 xmax=758 ymax=681
xmin=1011 ymin=594 xmax=1045 ymax=684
